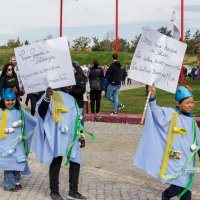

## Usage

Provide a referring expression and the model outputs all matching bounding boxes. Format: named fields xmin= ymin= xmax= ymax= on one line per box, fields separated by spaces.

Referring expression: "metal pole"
xmin=115 ymin=0 xmax=118 ymax=54
xmin=60 ymin=0 xmax=63 ymax=37
xmin=180 ymin=0 xmax=184 ymax=85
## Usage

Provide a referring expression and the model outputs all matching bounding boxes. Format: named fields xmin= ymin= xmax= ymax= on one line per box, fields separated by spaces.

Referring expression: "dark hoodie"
xmin=106 ymin=61 xmax=122 ymax=86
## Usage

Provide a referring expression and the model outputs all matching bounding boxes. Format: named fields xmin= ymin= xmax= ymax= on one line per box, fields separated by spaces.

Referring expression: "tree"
xmin=72 ymin=36 xmax=91 ymax=51
xmin=129 ymin=34 xmax=141 ymax=53
xmin=157 ymin=26 xmax=172 ymax=37
xmin=184 ymin=29 xmax=191 ymax=42
xmin=192 ymin=30 xmax=200 ymax=54
xmin=117 ymin=38 xmax=130 ymax=52
xmin=184 ymin=29 xmax=196 ymax=54
xmin=7 ymin=37 xmax=22 ymax=48
xmin=92 ymin=37 xmax=100 ymax=51
xmin=24 ymin=40 xmax=30 ymax=45
xmin=99 ymin=32 xmax=114 ymax=51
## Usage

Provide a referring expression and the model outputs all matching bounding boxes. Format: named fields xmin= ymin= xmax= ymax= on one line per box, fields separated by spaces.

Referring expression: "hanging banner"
xmin=128 ymin=27 xmax=187 ymax=94
xmin=14 ymin=36 xmax=75 ymax=94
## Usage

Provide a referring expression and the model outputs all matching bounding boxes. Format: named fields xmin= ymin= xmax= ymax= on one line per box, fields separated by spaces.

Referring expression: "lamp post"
xmin=60 ymin=0 xmax=63 ymax=37
xmin=115 ymin=0 xmax=118 ymax=54
xmin=180 ymin=0 xmax=184 ymax=85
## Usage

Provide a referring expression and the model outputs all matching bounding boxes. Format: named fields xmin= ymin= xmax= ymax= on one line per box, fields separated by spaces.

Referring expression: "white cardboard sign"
xmin=128 ymin=27 xmax=187 ymax=94
xmin=14 ymin=36 xmax=75 ymax=94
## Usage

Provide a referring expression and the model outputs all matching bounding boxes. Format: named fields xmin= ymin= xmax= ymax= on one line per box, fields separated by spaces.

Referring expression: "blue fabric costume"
xmin=133 ymin=99 xmax=200 ymax=190
xmin=0 ymin=109 xmax=36 ymax=175
xmin=32 ymin=92 xmax=82 ymax=166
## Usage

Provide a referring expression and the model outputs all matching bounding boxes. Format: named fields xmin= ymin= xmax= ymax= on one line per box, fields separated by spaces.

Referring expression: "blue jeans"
xmin=4 ymin=171 xmax=21 ymax=190
xmin=106 ymin=84 xmax=121 ymax=112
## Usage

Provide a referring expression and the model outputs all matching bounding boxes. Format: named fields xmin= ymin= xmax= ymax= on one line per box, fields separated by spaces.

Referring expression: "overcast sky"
xmin=0 ymin=0 xmax=199 ymax=45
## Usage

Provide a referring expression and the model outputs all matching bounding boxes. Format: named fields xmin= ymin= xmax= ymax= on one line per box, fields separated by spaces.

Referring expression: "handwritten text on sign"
xmin=14 ymin=37 xmax=75 ymax=94
xmin=128 ymin=27 xmax=187 ymax=94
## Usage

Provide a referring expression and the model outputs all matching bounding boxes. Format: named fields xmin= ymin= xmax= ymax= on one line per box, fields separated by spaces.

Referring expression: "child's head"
xmin=175 ymin=85 xmax=194 ymax=114
xmin=0 ymin=88 xmax=20 ymax=110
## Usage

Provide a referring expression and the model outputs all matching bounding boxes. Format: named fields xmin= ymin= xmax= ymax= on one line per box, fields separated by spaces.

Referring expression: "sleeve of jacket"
xmin=38 ymin=99 xmax=50 ymax=118
xmin=0 ymin=77 xmax=5 ymax=95
xmin=106 ymin=64 xmax=114 ymax=76
xmin=69 ymin=74 xmax=86 ymax=96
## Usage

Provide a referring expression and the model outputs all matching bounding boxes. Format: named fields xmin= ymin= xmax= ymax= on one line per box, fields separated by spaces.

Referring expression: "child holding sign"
xmin=32 ymin=87 xmax=88 ymax=200
xmin=0 ymin=88 xmax=36 ymax=191
xmin=134 ymin=85 xmax=200 ymax=200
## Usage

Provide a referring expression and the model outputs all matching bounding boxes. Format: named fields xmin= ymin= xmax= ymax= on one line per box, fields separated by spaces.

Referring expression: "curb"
xmin=85 ymin=113 xmax=200 ymax=127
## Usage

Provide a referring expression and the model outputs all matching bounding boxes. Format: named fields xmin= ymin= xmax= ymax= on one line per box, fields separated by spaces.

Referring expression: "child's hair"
xmin=0 ymin=99 xmax=20 ymax=110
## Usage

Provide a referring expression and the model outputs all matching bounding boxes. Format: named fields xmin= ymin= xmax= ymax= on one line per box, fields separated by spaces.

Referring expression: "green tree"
xmin=157 ymin=26 xmax=172 ymax=37
xmin=7 ymin=37 xmax=22 ymax=48
xmin=192 ymin=30 xmax=200 ymax=54
xmin=72 ymin=36 xmax=91 ymax=51
xmin=92 ymin=37 xmax=100 ymax=51
xmin=99 ymin=32 xmax=114 ymax=51
xmin=184 ymin=29 xmax=191 ymax=42
xmin=129 ymin=34 xmax=141 ymax=53
xmin=116 ymin=38 xmax=130 ymax=52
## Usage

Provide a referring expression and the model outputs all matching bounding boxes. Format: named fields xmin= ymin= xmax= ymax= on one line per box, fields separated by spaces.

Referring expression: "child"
xmin=32 ymin=87 xmax=87 ymax=200
xmin=0 ymin=88 xmax=36 ymax=191
xmin=134 ymin=85 xmax=200 ymax=200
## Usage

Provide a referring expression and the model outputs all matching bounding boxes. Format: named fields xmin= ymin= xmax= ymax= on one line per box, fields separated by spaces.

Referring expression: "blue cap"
xmin=175 ymin=86 xmax=193 ymax=102
xmin=2 ymin=88 xmax=16 ymax=100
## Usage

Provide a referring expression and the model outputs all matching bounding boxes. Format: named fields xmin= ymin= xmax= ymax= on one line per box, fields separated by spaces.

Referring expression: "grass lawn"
xmin=95 ymin=78 xmax=200 ymax=117
xmin=0 ymin=48 xmax=198 ymax=67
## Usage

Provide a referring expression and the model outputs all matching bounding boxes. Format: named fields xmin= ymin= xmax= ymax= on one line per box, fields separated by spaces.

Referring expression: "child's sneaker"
xmin=67 ymin=191 xmax=87 ymax=199
xmin=50 ymin=192 xmax=64 ymax=200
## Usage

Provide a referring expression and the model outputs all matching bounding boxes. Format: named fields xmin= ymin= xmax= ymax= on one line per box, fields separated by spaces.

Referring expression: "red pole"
xmin=115 ymin=0 xmax=119 ymax=54
xmin=60 ymin=0 xmax=63 ymax=37
xmin=180 ymin=0 xmax=184 ymax=85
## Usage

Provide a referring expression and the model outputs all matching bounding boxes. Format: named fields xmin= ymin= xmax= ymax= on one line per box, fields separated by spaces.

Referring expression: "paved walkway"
xmin=2 ymin=82 xmax=198 ymax=200
xmin=0 ymin=122 xmax=200 ymax=200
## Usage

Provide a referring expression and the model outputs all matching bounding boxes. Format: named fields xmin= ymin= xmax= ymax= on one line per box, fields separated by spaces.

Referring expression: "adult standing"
xmin=106 ymin=53 xmax=124 ymax=116
xmin=25 ymin=92 xmax=44 ymax=116
xmin=89 ymin=59 xmax=104 ymax=115
xmin=63 ymin=62 xmax=87 ymax=127
xmin=127 ymin=69 xmax=132 ymax=85
xmin=121 ymin=67 xmax=127 ymax=85
xmin=10 ymin=56 xmax=24 ymax=96
xmin=0 ymin=63 xmax=20 ymax=98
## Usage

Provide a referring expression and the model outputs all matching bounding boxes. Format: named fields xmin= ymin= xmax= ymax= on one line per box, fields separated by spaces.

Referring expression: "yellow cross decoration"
xmin=160 ymin=112 xmax=186 ymax=178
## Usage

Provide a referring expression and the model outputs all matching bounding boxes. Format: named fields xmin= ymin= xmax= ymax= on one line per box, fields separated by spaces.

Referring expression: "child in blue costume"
xmin=134 ymin=85 xmax=200 ymax=200
xmin=0 ymin=88 xmax=36 ymax=191
xmin=32 ymin=87 xmax=87 ymax=200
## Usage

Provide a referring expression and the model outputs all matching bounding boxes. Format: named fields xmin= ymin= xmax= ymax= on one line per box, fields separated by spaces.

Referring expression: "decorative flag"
xmin=171 ymin=11 xmax=180 ymax=41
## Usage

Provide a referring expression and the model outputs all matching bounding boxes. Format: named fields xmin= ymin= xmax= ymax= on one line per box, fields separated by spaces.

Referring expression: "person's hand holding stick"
xmin=140 ymin=84 xmax=156 ymax=124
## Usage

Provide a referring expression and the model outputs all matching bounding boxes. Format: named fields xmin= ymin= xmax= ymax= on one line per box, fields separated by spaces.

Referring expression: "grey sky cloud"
xmin=0 ymin=0 xmax=199 ymax=45
xmin=174 ymin=4 xmax=200 ymax=12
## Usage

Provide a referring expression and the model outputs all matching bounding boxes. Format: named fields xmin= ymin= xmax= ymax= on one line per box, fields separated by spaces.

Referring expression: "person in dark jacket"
xmin=66 ymin=62 xmax=87 ymax=126
xmin=106 ymin=53 xmax=124 ymax=116
xmin=25 ymin=92 xmax=44 ymax=116
xmin=121 ymin=67 xmax=127 ymax=85
xmin=0 ymin=63 xmax=20 ymax=98
xmin=89 ymin=59 xmax=104 ymax=114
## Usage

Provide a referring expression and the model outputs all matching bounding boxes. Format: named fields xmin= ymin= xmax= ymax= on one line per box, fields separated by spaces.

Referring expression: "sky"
xmin=0 ymin=0 xmax=199 ymax=46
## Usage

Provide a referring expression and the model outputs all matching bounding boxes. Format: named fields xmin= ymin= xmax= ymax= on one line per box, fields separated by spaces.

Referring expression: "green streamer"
xmin=178 ymin=120 xmax=197 ymax=200
xmin=64 ymin=99 xmax=79 ymax=166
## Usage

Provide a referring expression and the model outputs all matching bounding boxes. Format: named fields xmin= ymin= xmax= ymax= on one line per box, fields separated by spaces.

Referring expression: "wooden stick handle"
xmin=140 ymin=90 xmax=151 ymax=125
